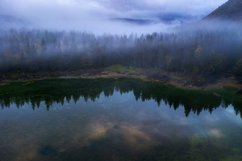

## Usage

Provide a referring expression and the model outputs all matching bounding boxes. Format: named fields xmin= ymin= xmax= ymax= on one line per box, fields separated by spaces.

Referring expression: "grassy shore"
xmin=0 ymin=65 xmax=241 ymax=90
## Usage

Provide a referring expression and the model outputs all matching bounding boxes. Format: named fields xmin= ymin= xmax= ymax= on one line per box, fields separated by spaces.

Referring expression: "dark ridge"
xmin=206 ymin=0 xmax=242 ymax=20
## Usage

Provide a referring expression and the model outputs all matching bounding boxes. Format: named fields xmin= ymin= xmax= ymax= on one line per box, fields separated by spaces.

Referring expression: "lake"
xmin=0 ymin=78 xmax=242 ymax=161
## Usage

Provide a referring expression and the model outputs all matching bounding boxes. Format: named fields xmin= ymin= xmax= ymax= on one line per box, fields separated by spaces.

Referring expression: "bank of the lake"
xmin=1 ymin=65 xmax=242 ymax=91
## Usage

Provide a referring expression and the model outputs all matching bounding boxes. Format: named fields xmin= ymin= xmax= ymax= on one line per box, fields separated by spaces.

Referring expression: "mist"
xmin=0 ymin=19 xmax=242 ymax=83
xmin=1 ymin=0 xmax=242 ymax=83
xmin=0 ymin=0 xmax=227 ymax=34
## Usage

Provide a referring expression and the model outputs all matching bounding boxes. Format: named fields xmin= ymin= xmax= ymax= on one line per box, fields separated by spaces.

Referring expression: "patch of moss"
xmin=105 ymin=65 xmax=138 ymax=74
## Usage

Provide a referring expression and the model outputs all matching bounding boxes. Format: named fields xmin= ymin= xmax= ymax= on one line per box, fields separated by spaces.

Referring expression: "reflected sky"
xmin=0 ymin=91 xmax=242 ymax=161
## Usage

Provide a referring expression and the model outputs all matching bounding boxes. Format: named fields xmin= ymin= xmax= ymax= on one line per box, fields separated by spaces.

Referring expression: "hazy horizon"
xmin=0 ymin=0 xmax=227 ymax=34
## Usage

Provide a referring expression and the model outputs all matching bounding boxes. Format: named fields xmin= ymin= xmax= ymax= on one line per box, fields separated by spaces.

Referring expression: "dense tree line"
xmin=1 ymin=23 xmax=242 ymax=81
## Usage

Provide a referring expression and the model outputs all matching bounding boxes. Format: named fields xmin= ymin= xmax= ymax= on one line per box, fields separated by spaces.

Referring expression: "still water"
xmin=0 ymin=79 xmax=242 ymax=161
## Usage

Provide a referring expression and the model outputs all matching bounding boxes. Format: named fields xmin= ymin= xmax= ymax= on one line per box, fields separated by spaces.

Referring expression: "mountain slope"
xmin=0 ymin=15 xmax=28 ymax=30
xmin=206 ymin=0 xmax=242 ymax=20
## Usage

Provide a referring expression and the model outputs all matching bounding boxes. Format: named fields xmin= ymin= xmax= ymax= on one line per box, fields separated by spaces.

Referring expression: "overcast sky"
xmin=0 ymin=0 xmax=227 ymax=34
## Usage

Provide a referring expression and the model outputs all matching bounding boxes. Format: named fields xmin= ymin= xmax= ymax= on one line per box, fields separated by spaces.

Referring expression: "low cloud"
xmin=0 ymin=0 xmax=227 ymax=34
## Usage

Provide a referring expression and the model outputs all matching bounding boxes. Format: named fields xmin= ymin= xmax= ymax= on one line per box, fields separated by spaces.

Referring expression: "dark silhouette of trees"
xmin=0 ymin=78 xmax=241 ymax=117
xmin=0 ymin=26 xmax=242 ymax=81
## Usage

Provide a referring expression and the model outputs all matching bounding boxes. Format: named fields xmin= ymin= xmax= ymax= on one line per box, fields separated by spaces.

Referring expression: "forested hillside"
xmin=0 ymin=23 xmax=242 ymax=81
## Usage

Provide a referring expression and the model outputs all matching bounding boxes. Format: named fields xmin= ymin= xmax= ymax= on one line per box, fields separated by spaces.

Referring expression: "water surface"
xmin=0 ymin=79 xmax=242 ymax=161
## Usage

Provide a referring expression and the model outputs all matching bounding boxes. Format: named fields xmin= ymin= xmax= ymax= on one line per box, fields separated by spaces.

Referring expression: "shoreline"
xmin=0 ymin=69 xmax=241 ymax=91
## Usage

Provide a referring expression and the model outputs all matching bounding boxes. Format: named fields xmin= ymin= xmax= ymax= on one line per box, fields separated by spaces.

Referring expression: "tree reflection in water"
xmin=0 ymin=78 xmax=241 ymax=117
